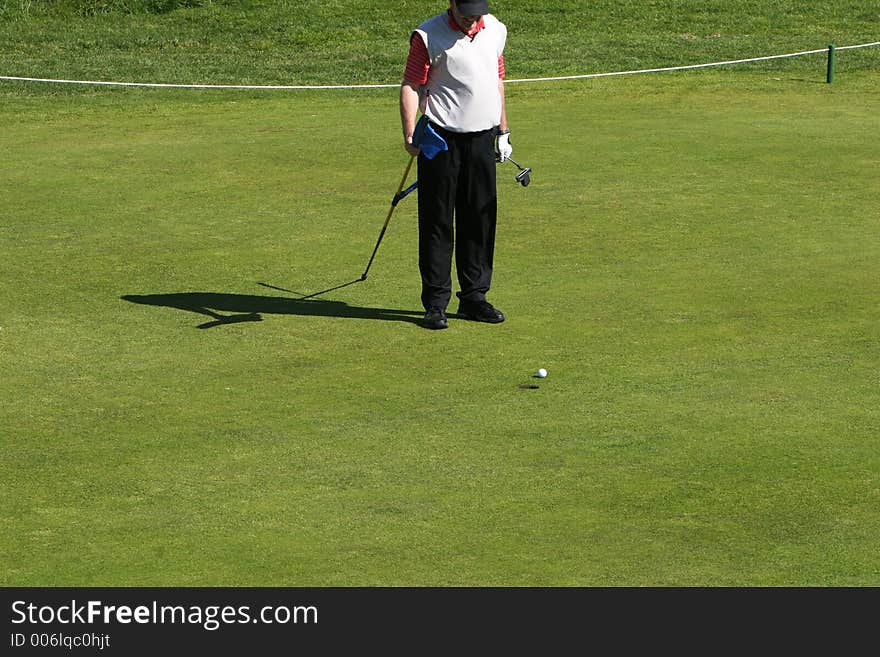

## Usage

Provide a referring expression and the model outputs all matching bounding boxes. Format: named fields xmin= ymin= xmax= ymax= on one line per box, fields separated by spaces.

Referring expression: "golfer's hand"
xmin=404 ymin=138 xmax=420 ymax=157
xmin=496 ymin=132 xmax=512 ymax=162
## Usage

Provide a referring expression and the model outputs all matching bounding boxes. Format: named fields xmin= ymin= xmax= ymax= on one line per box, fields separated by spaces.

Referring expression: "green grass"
xmin=1 ymin=2 xmax=879 ymax=586
xmin=1 ymin=0 xmax=877 ymax=88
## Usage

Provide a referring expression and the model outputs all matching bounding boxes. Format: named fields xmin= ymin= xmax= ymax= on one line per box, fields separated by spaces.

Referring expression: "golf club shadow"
xmin=121 ymin=290 xmax=423 ymax=329
xmin=257 ymin=279 xmax=362 ymax=299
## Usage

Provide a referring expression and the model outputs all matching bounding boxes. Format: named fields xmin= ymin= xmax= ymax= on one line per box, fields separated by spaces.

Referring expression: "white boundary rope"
xmin=508 ymin=42 xmax=879 ymax=83
xmin=0 ymin=77 xmax=397 ymax=89
xmin=1 ymin=41 xmax=877 ymax=90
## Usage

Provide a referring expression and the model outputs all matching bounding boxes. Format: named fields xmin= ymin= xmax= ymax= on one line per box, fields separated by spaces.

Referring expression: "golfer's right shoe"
xmin=423 ymin=307 xmax=448 ymax=330
xmin=457 ymin=299 xmax=505 ymax=324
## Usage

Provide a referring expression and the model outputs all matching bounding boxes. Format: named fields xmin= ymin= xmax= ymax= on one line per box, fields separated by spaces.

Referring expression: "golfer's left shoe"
xmin=423 ymin=307 xmax=449 ymax=330
xmin=456 ymin=299 xmax=505 ymax=324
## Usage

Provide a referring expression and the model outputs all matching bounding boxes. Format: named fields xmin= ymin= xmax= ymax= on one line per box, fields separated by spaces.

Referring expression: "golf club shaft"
xmin=361 ymin=154 xmax=416 ymax=280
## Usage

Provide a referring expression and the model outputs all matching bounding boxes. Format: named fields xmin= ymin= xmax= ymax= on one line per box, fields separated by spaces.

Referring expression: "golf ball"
xmin=537 ymin=368 xmax=548 ymax=378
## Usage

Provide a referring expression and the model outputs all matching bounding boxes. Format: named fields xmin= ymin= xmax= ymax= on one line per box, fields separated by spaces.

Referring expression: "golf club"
xmin=506 ymin=157 xmax=532 ymax=187
xmin=361 ymin=154 xmax=417 ymax=281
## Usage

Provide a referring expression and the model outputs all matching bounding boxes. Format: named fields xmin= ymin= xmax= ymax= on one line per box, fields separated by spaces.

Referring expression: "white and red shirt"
xmin=404 ymin=11 xmax=507 ymax=133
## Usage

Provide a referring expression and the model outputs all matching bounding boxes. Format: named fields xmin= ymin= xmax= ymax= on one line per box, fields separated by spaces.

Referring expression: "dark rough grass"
xmin=1 ymin=0 xmax=877 ymax=89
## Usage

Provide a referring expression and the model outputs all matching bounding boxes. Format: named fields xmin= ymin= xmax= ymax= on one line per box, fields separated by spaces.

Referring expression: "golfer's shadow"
xmin=121 ymin=288 xmax=422 ymax=329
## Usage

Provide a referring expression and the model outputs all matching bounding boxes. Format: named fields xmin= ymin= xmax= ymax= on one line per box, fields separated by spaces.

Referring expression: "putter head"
xmin=515 ymin=167 xmax=532 ymax=187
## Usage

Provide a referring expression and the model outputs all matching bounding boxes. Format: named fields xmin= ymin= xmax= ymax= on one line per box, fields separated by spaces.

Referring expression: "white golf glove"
xmin=496 ymin=131 xmax=512 ymax=162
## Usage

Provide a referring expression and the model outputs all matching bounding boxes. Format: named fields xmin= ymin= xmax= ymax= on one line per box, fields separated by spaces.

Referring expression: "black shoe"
xmin=423 ymin=307 xmax=448 ymax=330
xmin=457 ymin=299 xmax=505 ymax=324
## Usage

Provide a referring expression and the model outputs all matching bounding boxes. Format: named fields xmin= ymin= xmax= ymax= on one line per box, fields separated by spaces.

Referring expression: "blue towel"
xmin=413 ymin=115 xmax=448 ymax=160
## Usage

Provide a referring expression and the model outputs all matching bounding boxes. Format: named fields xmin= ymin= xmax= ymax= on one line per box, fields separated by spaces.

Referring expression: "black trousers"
xmin=417 ymin=125 xmax=497 ymax=311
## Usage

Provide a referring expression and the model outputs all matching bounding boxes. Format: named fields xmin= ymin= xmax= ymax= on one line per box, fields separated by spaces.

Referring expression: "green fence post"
xmin=826 ymin=43 xmax=836 ymax=83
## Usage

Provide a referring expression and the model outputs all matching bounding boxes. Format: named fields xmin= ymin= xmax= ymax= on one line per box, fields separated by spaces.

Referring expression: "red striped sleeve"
xmin=404 ymin=33 xmax=430 ymax=85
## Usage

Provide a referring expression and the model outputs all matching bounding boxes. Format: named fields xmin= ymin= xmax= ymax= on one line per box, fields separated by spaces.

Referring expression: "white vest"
xmin=414 ymin=13 xmax=507 ymax=133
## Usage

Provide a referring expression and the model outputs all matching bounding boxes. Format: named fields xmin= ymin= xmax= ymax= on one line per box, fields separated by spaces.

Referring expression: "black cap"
xmin=455 ymin=0 xmax=489 ymax=15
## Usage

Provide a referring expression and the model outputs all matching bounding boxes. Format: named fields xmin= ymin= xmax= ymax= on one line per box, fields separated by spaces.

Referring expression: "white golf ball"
xmin=537 ymin=368 xmax=548 ymax=378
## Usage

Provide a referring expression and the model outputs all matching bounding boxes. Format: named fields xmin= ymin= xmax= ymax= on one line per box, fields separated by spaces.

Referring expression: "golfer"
xmin=400 ymin=0 xmax=512 ymax=330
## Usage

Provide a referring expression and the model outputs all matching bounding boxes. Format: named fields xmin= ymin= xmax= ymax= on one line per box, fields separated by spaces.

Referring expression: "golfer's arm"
xmin=400 ymin=81 xmax=420 ymax=150
xmin=498 ymin=79 xmax=508 ymax=133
